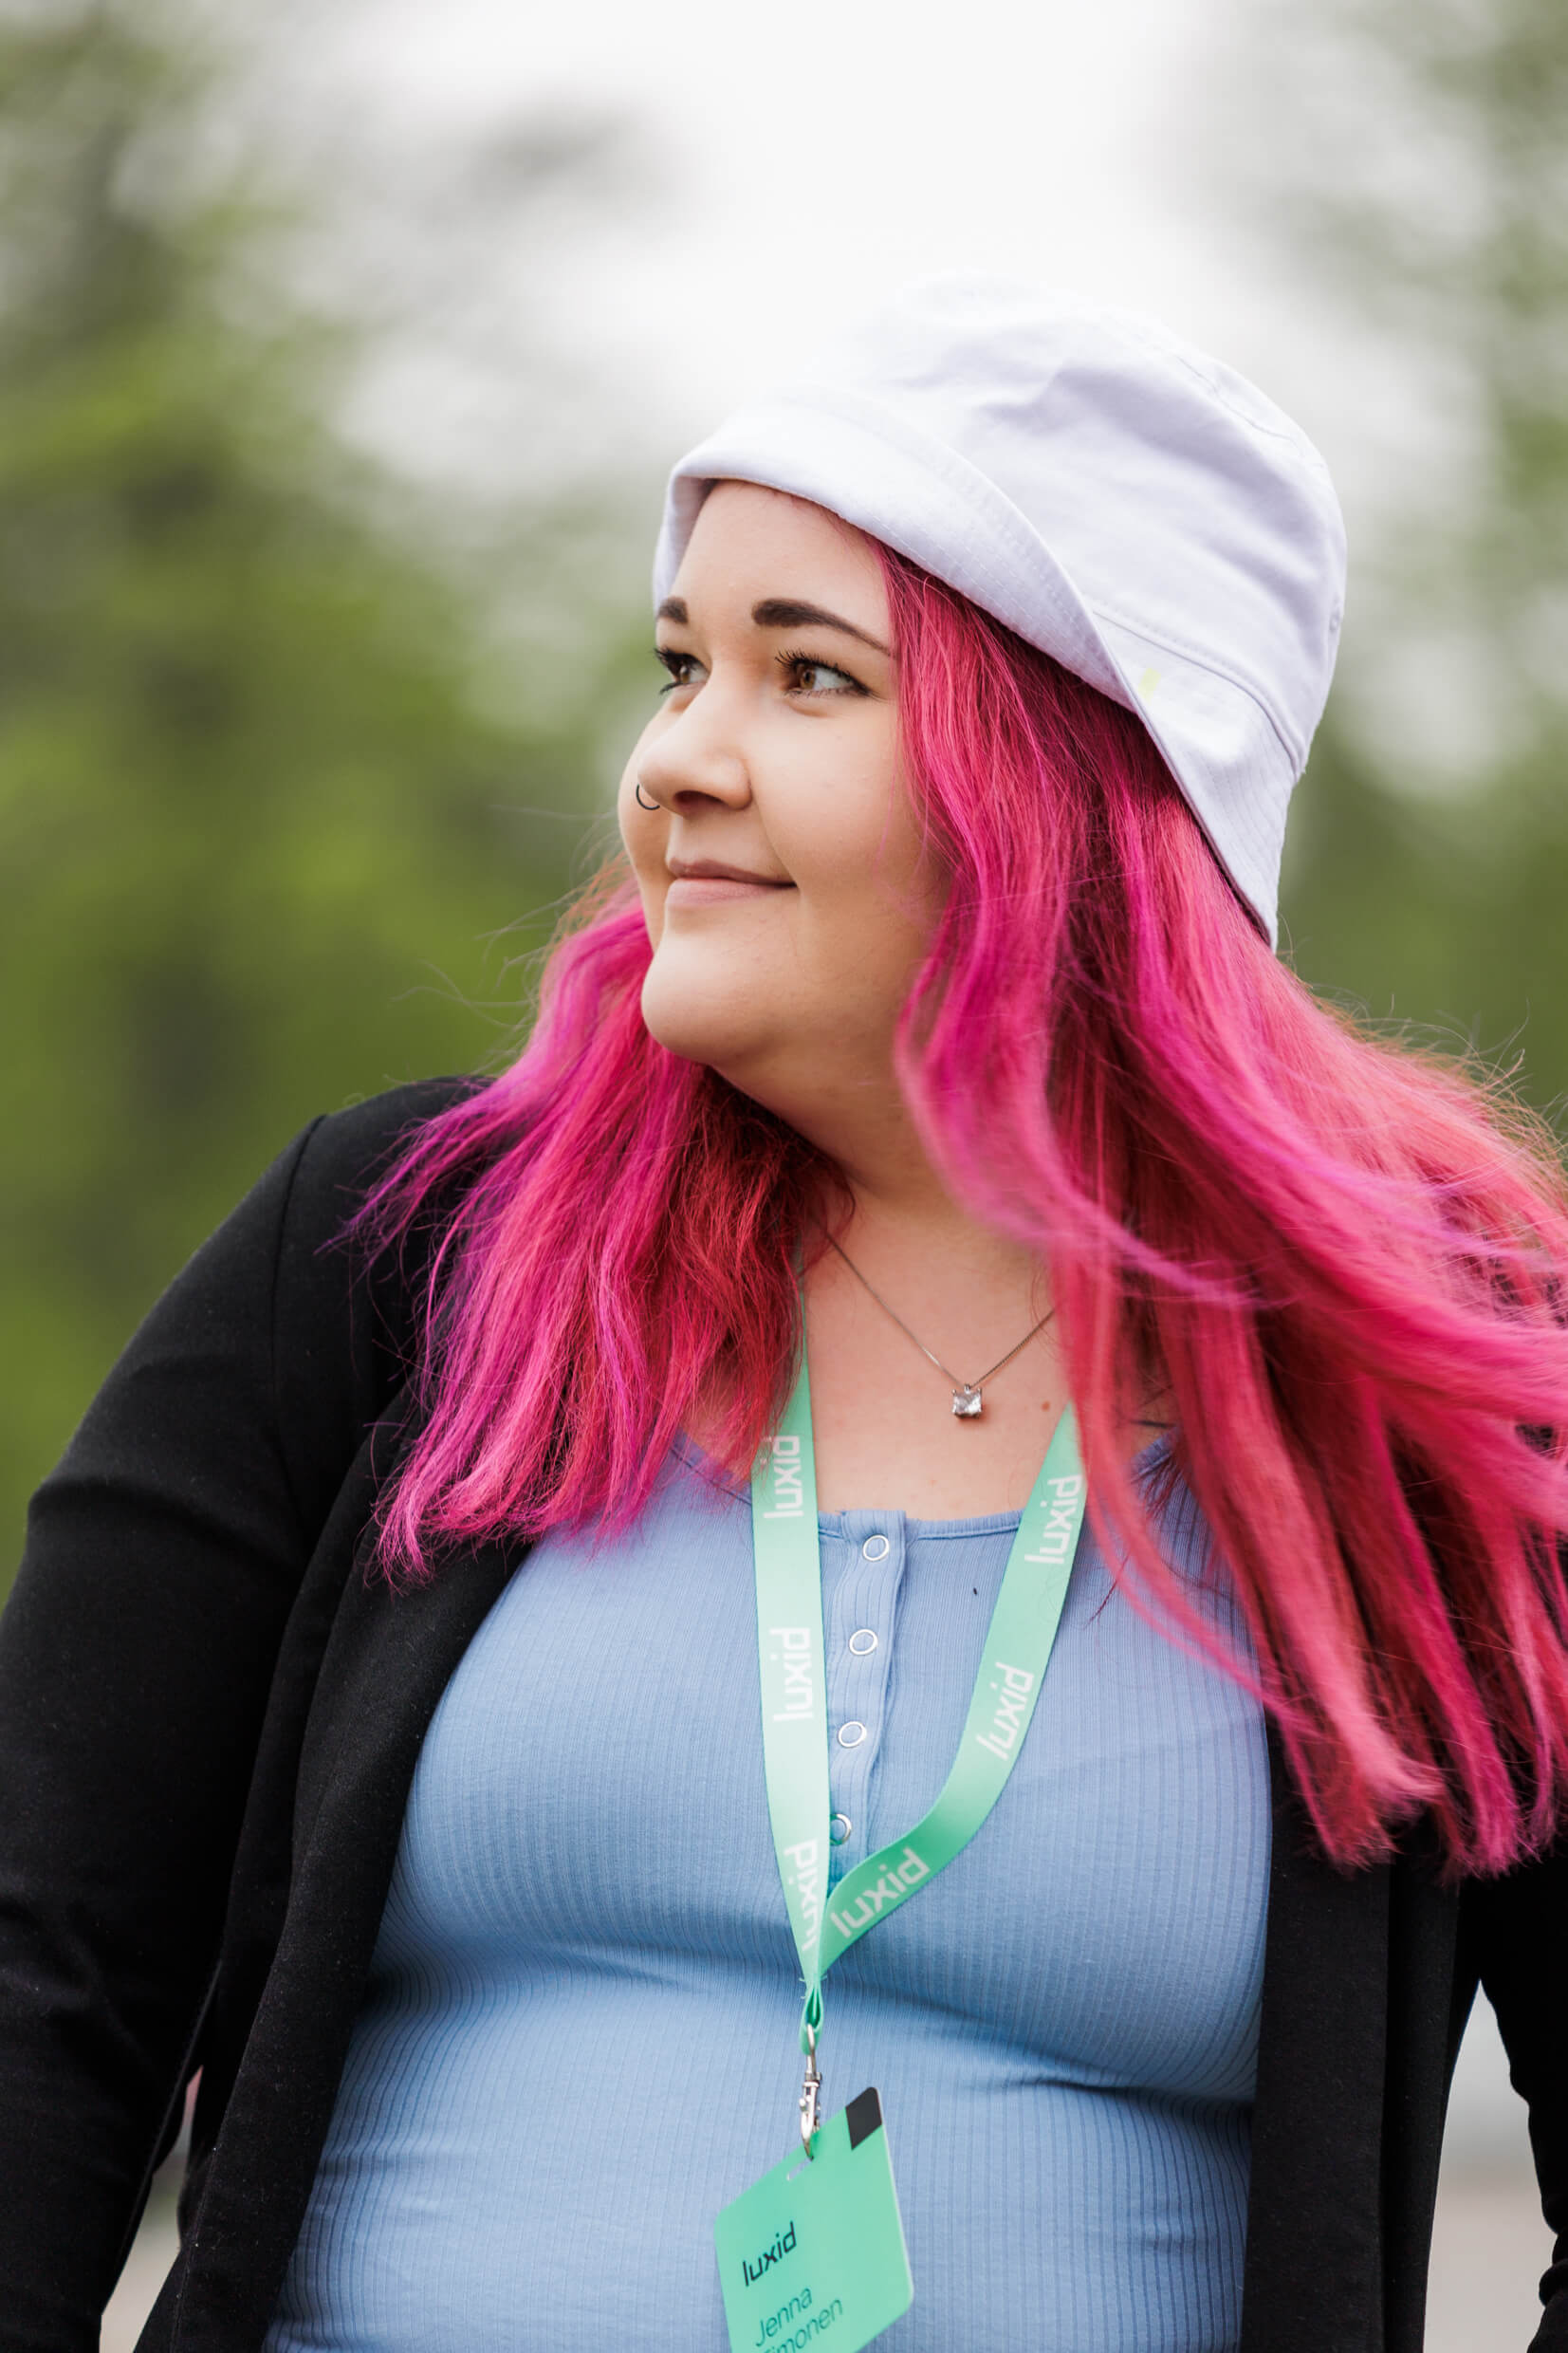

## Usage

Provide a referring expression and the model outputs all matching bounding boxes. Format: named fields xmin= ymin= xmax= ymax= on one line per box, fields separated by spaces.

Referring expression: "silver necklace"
xmin=824 ymin=1234 xmax=1054 ymax=1419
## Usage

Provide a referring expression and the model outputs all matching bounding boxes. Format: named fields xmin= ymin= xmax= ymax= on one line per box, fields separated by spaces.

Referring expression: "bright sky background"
xmin=307 ymin=0 xmax=1372 ymax=514
xmin=291 ymin=0 xmax=1468 ymax=779
xmin=337 ymin=0 xmax=1243 ymax=383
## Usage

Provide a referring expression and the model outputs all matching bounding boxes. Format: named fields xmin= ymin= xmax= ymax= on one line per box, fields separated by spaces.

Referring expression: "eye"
xmin=655 ymin=646 xmax=704 ymax=695
xmin=777 ymin=649 xmax=867 ymax=698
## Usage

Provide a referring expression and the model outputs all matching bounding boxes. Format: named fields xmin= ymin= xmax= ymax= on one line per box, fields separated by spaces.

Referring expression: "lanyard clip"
xmin=798 ymin=2030 xmax=823 ymax=2158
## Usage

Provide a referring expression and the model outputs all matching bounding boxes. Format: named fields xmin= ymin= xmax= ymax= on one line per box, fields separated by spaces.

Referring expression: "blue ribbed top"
xmin=267 ymin=1437 xmax=1270 ymax=2352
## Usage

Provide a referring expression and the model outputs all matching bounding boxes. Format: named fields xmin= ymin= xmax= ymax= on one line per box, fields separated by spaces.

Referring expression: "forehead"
xmin=672 ymin=482 xmax=887 ymax=622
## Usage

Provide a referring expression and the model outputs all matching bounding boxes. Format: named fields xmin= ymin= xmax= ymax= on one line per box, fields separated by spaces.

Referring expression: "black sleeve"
xmin=1465 ymin=1836 xmax=1568 ymax=2349
xmin=0 ymin=1079 xmax=470 ymax=2350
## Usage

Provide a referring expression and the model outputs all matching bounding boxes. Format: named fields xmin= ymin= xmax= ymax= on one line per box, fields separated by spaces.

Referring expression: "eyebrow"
xmin=655 ymin=594 xmax=890 ymax=657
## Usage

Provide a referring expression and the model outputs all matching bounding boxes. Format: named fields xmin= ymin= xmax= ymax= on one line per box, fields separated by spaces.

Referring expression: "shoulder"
xmin=12 ymin=1083 xmax=492 ymax=1632
xmin=43 ymin=1077 xmax=490 ymax=1546
xmin=264 ymin=1076 xmax=492 ymax=1447
xmin=276 ymin=1074 xmax=489 ymax=1254
xmin=157 ymin=1074 xmax=488 ymax=1417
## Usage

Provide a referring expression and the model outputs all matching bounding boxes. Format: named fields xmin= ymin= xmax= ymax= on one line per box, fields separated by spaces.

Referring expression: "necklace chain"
xmin=823 ymin=1234 xmax=1054 ymax=1417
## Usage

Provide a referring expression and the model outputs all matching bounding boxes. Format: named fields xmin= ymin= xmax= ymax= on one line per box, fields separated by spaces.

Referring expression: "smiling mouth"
xmin=665 ymin=862 xmax=794 ymax=906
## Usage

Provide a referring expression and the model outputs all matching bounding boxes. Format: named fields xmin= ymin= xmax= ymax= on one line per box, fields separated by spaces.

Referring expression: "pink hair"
xmin=358 ymin=544 xmax=1568 ymax=1876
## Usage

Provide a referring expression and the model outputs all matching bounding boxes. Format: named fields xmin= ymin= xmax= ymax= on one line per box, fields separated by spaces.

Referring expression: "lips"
xmin=665 ymin=860 xmax=793 ymax=907
xmin=665 ymin=877 xmax=789 ymax=906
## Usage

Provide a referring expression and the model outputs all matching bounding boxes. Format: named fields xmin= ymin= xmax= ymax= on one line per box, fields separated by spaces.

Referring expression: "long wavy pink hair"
xmin=359 ymin=543 xmax=1568 ymax=1876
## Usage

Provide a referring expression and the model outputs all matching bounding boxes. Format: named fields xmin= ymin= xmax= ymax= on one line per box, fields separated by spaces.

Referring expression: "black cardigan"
xmin=1 ymin=1082 xmax=1566 ymax=2353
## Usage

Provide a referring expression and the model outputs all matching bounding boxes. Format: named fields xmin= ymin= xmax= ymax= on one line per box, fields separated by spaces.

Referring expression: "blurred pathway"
xmin=101 ymin=2197 xmax=175 ymax=2352
xmin=1425 ymin=2176 xmax=1552 ymax=2352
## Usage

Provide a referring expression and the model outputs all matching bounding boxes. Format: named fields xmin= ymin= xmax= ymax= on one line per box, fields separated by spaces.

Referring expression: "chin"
xmin=638 ymin=964 xmax=769 ymax=1077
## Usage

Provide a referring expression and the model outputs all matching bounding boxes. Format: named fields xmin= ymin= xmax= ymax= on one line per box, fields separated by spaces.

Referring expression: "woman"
xmin=3 ymin=279 xmax=1567 ymax=2353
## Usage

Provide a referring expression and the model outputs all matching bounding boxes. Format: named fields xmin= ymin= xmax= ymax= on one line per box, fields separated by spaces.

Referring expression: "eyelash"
xmin=776 ymin=646 xmax=866 ymax=697
xmin=654 ymin=647 xmax=867 ymax=698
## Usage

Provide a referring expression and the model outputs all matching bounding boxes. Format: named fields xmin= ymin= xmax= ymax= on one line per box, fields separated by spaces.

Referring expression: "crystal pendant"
xmin=952 ymin=1385 xmax=984 ymax=1418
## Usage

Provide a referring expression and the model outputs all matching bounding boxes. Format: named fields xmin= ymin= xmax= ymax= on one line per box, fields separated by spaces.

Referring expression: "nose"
xmin=636 ymin=683 xmax=753 ymax=813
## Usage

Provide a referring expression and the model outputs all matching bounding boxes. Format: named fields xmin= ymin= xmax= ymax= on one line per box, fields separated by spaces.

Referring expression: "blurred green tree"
xmin=0 ymin=1 xmax=645 ymax=1576
xmin=1259 ymin=0 xmax=1568 ymax=1112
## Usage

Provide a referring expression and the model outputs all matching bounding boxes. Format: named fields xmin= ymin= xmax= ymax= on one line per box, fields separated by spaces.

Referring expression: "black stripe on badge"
xmin=845 ymin=2088 xmax=883 ymax=2151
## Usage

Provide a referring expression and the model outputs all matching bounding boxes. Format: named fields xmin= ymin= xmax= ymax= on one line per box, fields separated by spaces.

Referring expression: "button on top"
xmin=837 ymin=1720 xmax=868 ymax=1748
xmin=829 ymin=1812 xmax=853 ymax=1844
xmin=861 ymin=1533 xmax=891 ymax=1563
xmin=847 ymin=1627 xmax=878 ymax=1657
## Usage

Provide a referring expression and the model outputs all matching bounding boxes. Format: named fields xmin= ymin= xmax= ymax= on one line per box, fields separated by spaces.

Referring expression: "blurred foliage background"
xmin=3 ymin=0 xmax=1566 ymax=1588
xmin=0 ymin=0 xmax=648 ymax=1574
xmin=1262 ymin=0 xmax=1568 ymax=1083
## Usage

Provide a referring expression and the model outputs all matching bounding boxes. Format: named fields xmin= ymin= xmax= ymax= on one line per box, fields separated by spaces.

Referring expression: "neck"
xmin=832 ymin=1180 xmax=1043 ymax=1302
xmin=790 ymin=1107 xmax=1062 ymax=1517
xmin=717 ymin=1047 xmax=1046 ymax=1298
xmin=796 ymin=1090 xmax=1042 ymax=1296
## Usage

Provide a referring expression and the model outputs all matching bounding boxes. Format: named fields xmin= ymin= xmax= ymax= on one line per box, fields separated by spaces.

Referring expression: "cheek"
xmin=784 ymin=772 xmax=938 ymax=969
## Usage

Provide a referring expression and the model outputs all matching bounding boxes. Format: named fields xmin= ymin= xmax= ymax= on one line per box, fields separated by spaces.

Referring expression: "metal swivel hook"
xmin=798 ymin=2029 xmax=823 ymax=2158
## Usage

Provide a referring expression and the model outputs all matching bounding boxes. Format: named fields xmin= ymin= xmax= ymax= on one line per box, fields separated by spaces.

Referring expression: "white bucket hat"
xmin=653 ymin=276 xmax=1346 ymax=948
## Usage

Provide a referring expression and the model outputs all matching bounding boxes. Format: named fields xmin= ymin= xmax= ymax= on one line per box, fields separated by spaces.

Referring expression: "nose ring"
xmin=634 ymin=778 xmax=660 ymax=812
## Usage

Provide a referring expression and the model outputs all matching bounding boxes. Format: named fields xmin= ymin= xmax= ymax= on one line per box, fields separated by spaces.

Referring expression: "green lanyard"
xmin=750 ymin=1345 xmax=1087 ymax=2147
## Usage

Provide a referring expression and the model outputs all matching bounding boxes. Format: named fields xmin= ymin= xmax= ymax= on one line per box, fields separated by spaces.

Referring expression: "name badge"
xmin=714 ymin=2090 xmax=913 ymax=2353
